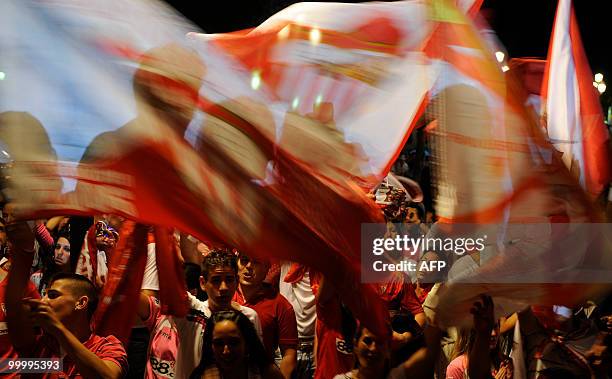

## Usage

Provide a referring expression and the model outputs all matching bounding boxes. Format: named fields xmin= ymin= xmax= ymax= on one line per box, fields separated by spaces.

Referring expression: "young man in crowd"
xmin=235 ymin=254 xmax=298 ymax=378
xmin=172 ymin=248 xmax=263 ymax=379
xmin=5 ymin=221 xmax=128 ymax=378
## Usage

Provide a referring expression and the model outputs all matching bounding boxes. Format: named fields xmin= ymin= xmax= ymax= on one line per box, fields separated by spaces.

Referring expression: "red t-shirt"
xmin=378 ymin=274 xmax=424 ymax=317
xmin=29 ymin=333 xmax=128 ymax=378
xmin=314 ymin=294 xmax=355 ymax=379
xmin=0 ymin=277 xmax=40 ymax=378
xmin=234 ymin=285 xmax=298 ymax=358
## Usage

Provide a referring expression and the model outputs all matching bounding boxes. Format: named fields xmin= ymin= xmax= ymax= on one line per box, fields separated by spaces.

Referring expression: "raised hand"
xmin=471 ymin=294 xmax=494 ymax=334
xmin=23 ymin=298 xmax=64 ymax=336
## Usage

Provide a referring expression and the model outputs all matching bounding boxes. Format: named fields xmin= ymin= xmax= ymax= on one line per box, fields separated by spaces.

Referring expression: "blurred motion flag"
xmin=542 ymin=0 xmax=610 ymax=196
xmin=0 ymin=0 xmax=436 ymax=339
xmin=421 ymin=0 xmax=610 ymax=328
xmin=508 ymin=58 xmax=546 ymax=115
xmin=455 ymin=0 xmax=483 ymax=17
xmin=189 ymin=0 xmax=433 ymax=184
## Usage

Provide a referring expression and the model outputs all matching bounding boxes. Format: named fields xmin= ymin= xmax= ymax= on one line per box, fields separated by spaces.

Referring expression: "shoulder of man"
xmin=86 ymin=334 xmax=129 ymax=376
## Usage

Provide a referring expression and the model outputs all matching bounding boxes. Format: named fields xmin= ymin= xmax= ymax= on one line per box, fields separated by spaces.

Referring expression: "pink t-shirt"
xmin=144 ymin=296 xmax=179 ymax=379
xmin=446 ymin=355 xmax=468 ymax=379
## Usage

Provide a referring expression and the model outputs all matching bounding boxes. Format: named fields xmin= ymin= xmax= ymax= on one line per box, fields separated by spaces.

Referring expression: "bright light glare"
xmin=309 ymin=28 xmax=321 ymax=45
xmin=495 ymin=51 xmax=505 ymax=63
xmin=595 ymin=73 xmax=603 ymax=83
xmin=597 ymin=83 xmax=606 ymax=94
xmin=315 ymin=94 xmax=323 ymax=105
xmin=501 ymin=65 xmax=509 ymax=72
xmin=292 ymin=97 xmax=300 ymax=109
xmin=594 ymin=81 xmax=599 ymax=88
xmin=0 ymin=71 xmax=5 ymax=80
xmin=251 ymin=70 xmax=261 ymax=90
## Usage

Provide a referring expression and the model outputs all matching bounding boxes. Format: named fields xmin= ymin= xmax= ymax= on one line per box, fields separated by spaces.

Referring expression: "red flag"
xmin=154 ymin=227 xmax=188 ymax=317
xmin=94 ymin=221 xmax=148 ymax=343
xmin=541 ymin=0 xmax=611 ymax=196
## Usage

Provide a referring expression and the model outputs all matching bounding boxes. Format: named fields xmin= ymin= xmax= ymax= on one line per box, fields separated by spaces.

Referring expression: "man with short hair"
xmin=234 ymin=254 xmax=298 ymax=378
xmin=5 ymin=221 xmax=128 ymax=378
xmin=173 ymin=248 xmax=263 ymax=379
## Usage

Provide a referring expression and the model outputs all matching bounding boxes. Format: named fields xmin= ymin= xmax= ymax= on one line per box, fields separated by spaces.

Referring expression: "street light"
xmin=594 ymin=73 xmax=606 ymax=94
xmin=597 ymin=82 xmax=606 ymax=94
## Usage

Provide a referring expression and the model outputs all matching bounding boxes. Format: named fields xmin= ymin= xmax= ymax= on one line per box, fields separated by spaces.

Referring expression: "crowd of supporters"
xmin=0 ymin=33 xmax=611 ymax=379
xmin=1 ymin=174 xmax=612 ymax=379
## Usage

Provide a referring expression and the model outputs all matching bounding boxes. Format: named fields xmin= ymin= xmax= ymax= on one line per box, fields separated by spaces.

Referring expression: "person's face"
xmin=405 ymin=207 xmax=421 ymax=224
xmin=212 ymin=320 xmax=246 ymax=370
xmin=96 ymin=232 xmax=117 ymax=252
xmin=417 ymin=251 xmax=441 ymax=283
xmin=355 ymin=328 xmax=388 ymax=369
xmin=237 ymin=255 xmax=269 ymax=287
xmin=43 ymin=279 xmax=86 ymax=321
xmin=490 ymin=322 xmax=500 ymax=350
xmin=0 ymin=222 xmax=6 ymax=249
xmin=54 ymin=237 xmax=71 ymax=267
xmin=201 ymin=267 xmax=237 ymax=311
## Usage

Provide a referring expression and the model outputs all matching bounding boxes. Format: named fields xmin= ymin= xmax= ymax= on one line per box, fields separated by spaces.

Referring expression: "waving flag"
xmin=0 ymin=0 xmax=437 ymax=339
xmin=421 ymin=0 xmax=610 ymax=328
xmin=189 ymin=1 xmax=433 ymax=184
xmin=542 ymin=0 xmax=610 ymax=196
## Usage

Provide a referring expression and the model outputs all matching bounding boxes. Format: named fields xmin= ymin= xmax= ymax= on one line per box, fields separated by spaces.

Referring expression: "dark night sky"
xmin=166 ymin=0 xmax=611 ymax=91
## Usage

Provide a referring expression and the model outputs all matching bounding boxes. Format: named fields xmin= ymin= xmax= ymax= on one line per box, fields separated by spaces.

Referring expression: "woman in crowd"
xmin=190 ymin=310 xmax=283 ymax=379
xmin=333 ymin=325 xmax=403 ymax=379
xmin=445 ymin=296 xmax=513 ymax=379
xmin=333 ymin=320 xmax=443 ymax=379
xmin=29 ymin=231 xmax=71 ymax=295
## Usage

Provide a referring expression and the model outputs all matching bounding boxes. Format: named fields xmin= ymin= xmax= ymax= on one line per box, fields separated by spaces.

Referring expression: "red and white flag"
xmin=542 ymin=0 xmax=610 ymax=196
xmin=0 ymin=0 xmax=435 ymax=340
xmin=421 ymin=0 xmax=609 ymax=328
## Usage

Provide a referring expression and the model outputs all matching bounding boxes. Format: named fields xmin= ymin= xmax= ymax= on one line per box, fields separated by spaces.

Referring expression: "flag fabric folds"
xmin=542 ymin=0 xmax=610 ymax=196
xmin=421 ymin=0 xmax=610 ymax=328
xmin=0 ymin=0 xmax=435 ymax=339
xmin=1 ymin=0 xmax=610 ymax=337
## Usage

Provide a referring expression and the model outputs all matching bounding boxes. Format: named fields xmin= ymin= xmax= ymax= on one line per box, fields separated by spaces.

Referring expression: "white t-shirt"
xmin=174 ymin=293 xmax=262 ymax=379
xmin=279 ymin=262 xmax=316 ymax=339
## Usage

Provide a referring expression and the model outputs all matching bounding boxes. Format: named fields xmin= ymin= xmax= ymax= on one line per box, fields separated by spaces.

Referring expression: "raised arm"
xmin=468 ymin=295 xmax=495 ymax=379
xmin=23 ymin=305 xmax=124 ymax=379
xmin=34 ymin=220 xmax=54 ymax=253
xmin=400 ymin=322 xmax=441 ymax=377
xmin=5 ymin=221 xmax=38 ymax=353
